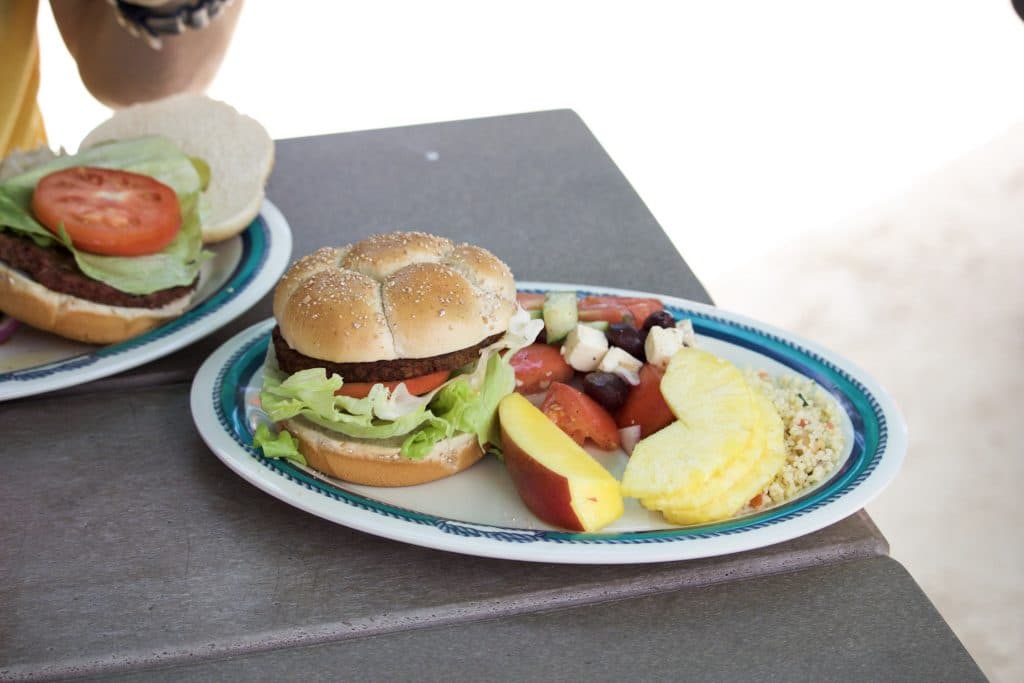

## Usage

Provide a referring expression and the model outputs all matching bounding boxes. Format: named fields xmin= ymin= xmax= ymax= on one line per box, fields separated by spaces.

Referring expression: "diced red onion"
xmin=619 ymin=425 xmax=642 ymax=456
xmin=0 ymin=315 xmax=19 ymax=344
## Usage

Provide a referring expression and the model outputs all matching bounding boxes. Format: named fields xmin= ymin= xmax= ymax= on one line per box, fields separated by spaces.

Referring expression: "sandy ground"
xmin=709 ymin=123 xmax=1024 ymax=682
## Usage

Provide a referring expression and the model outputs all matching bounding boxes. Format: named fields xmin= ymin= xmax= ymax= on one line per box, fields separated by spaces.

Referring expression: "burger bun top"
xmin=79 ymin=93 xmax=274 ymax=244
xmin=273 ymin=231 xmax=517 ymax=363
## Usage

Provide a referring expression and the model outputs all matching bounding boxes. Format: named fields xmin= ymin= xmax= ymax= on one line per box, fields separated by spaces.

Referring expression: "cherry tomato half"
xmin=334 ymin=370 xmax=450 ymax=399
xmin=540 ymin=382 xmax=620 ymax=451
xmin=510 ymin=343 xmax=574 ymax=394
xmin=31 ymin=166 xmax=181 ymax=256
xmin=577 ymin=296 xmax=664 ymax=329
xmin=615 ymin=363 xmax=675 ymax=438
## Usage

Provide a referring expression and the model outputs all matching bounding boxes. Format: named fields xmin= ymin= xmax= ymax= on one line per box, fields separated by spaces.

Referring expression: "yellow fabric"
xmin=1 ymin=0 xmax=48 ymax=156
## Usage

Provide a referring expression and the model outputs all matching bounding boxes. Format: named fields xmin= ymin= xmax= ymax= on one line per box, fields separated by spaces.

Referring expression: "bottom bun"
xmin=0 ymin=261 xmax=195 ymax=344
xmin=281 ymin=416 xmax=484 ymax=487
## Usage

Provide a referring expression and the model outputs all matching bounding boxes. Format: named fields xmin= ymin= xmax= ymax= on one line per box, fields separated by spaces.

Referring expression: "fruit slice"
xmin=498 ymin=392 xmax=623 ymax=532
xmin=620 ymin=348 xmax=759 ymax=500
xmin=641 ymin=390 xmax=766 ymax=511
xmin=661 ymin=393 xmax=786 ymax=525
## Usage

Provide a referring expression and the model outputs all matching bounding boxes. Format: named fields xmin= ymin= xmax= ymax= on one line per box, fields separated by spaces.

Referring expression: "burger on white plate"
xmin=253 ymin=231 xmax=543 ymax=487
xmin=0 ymin=94 xmax=272 ymax=344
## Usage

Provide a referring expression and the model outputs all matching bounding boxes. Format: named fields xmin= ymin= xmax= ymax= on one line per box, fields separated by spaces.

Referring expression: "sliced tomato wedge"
xmin=30 ymin=166 xmax=181 ymax=256
xmin=509 ymin=343 xmax=575 ymax=394
xmin=615 ymin=363 xmax=675 ymax=438
xmin=334 ymin=370 xmax=450 ymax=399
xmin=578 ymin=296 xmax=664 ymax=329
xmin=540 ymin=382 xmax=620 ymax=451
xmin=516 ymin=291 xmax=546 ymax=311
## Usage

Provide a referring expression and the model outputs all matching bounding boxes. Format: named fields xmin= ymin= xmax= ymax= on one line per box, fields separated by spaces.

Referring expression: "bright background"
xmin=35 ymin=1 xmax=1024 ymax=680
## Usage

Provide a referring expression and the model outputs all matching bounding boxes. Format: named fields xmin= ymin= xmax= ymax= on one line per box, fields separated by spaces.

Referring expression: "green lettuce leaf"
xmin=252 ymin=423 xmax=306 ymax=465
xmin=0 ymin=136 xmax=206 ymax=295
xmin=70 ymin=192 xmax=205 ymax=294
xmin=1 ymin=136 xmax=202 ymax=202
xmin=256 ymin=344 xmax=519 ymax=462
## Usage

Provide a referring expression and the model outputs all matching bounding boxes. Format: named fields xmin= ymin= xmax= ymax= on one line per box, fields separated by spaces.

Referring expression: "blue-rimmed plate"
xmin=0 ymin=199 xmax=292 ymax=401
xmin=190 ymin=282 xmax=906 ymax=564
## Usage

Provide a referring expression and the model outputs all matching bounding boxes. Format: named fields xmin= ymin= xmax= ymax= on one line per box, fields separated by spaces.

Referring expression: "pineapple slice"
xmin=621 ymin=348 xmax=759 ymax=500
xmin=661 ymin=393 xmax=787 ymax=525
xmin=641 ymin=391 xmax=766 ymax=511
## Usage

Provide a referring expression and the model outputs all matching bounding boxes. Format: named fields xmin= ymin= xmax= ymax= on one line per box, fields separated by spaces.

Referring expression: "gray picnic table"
xmin=0 ymin=110 xmax=982 ymax=681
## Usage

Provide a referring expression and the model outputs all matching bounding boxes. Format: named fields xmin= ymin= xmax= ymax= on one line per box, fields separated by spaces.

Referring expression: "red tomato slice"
xmin=516 ymin=292 xmax=546 ymax=311
xmin=578 ymin=296 xmax=664 ymax=329
xmin=509 ymin=343 xmax=574 ymax=394
xmin=541 ymin=382 xmax=620 ymax=450
xmin=334 ymin=370 xmax=450 ymax=399
xmin=31 ymin=166 xmax=181 ymax=257
xmin=615 ymin=364 xmax=675 ymax=438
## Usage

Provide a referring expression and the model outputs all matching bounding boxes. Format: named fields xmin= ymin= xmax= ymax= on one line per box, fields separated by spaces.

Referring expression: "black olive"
xmin=606 ymin=323 xmax=645 ymax=360
xmin=642 ymin=310 xmax=676 ymax=333
xmin=582 ymin=372 xmax=629 ymax=412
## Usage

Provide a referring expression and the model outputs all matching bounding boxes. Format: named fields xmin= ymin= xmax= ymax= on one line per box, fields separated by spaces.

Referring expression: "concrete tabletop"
xmin=96 ymin=558 xmax=985 ymax=683
xmin=0 ymin=111 xmax=972 ymax=680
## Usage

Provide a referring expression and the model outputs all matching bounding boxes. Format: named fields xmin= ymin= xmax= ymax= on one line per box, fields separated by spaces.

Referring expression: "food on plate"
xmin=513 ymin=289 xmax=848 ymax=527
xmin=621 ymin=349 xmax=763 ymax=502
xmin=743 ymin=369 xmax=845 ymax=511
xmin=0 ymin=137 xmax=206 ymax=343
xmin=580 ymin=371 xmax=629 ymax=412
xmin=576 ymin=295 xmax=663 ymax=328
xmin=0 ymin=313 xmax=18 ymax=344
xmin=622 ymin=347 xmax=794 ymax=525
xmin=252 ymin=231 xmax=543 ymax=487
xmin=31 ymin=167 xmax=181 ymax=257
xmin=498 ymin=392 xmax=624 ymax=532
xmin=80 ymin=93 xmax=274 ymax=244
xmin=509 ymin=343 xmax=574 ymax=394
xmin=540 ymin=382 xmax=620 ymax=451
xmin=252 ymin=278 xmax=846 ymax=530
xmin=0 ymin=93 xmax=272 ymax=344
xmin=614 ymin=363 xmax=675 ymax=438
xmin=541 ymin=291 xmax=578 ymax=343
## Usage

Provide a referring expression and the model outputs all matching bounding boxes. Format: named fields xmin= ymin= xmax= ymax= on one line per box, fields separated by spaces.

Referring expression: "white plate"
xmin=190 ymin=283 xmax=906 ymax=564
xmin=0 ymin=199 xmax=292 ymax=401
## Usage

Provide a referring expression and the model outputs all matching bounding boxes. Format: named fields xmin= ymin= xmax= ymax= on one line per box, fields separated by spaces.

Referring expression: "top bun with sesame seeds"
xmin=272 ymin=231 xmax=517 ymax=364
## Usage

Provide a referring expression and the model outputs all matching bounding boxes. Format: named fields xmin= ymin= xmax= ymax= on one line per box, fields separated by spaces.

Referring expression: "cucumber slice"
xmin=582 ymin=320 xmax=610 ymax=332
xmin=543 ymin=291 xmax=578 ymax=343
xmin=528 ymin=308 xmax=544 ymax=320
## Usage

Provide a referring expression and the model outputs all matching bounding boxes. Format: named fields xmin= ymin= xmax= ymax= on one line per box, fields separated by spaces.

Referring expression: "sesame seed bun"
xmin=79 ymin=94 xmax=274 ymax=244
xmin=268 ymin=231 xmax=517 ymax=487
xmin=272 ymin=232 xmax=517 ymax=363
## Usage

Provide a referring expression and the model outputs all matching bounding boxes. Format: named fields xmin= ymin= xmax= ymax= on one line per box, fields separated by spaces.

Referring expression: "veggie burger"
xmin=0 ymin=94 xmax=272 ymax=344
xmin=254 ymin=231 xmax=543 ymax=487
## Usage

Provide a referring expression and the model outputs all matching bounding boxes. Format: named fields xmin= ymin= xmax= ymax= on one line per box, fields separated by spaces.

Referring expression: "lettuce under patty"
xmin=254 ymin=309 xmax=543 ymax=464
xmin=258 ymin=347 xmax=514 ymax=461
xmin=0 ymin=136 xmax=206 ymax=295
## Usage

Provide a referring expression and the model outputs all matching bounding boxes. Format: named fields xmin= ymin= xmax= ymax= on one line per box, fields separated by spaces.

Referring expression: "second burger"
xmin=254 ymin=231 xmax=542 ymax=486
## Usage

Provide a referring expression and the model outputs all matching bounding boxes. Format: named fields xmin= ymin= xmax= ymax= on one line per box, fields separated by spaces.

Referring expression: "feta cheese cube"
xmin=598 ymin=347 xmax=643 ymax=385
xmin=560 ymin=324 xmax=608 ymax=372
xmin=645 ymin=325 xmax=696 ymax=370
xmin=675 ymin=318 xmax=697 ymax=348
